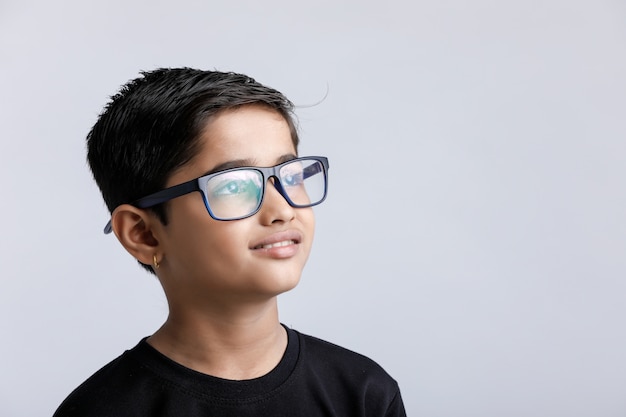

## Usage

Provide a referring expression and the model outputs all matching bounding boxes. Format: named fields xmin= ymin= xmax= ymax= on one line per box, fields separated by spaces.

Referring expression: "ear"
xmin=110 ymin=204 xmax=161 ymax=266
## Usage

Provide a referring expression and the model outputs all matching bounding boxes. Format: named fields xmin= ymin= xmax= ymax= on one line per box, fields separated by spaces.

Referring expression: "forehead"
xmin=168 ymin=105 xmax=297 ymax=185
xmin=202 ymin=105 xmax=295 ymax=158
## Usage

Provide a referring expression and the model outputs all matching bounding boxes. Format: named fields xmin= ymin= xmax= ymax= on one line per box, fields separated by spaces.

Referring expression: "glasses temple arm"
xmin=102 ymin=180 xmax=200 ymax=234
xmin=303 ymin=163 xmax=323 ymax=180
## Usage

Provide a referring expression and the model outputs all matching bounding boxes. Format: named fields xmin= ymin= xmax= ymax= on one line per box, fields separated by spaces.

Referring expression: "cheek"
xmin=183 ymin=222 xmax=245 ymax=259
xmin=166 ymin=204 xmax=247 ymax=267
xmin=168 ymin=222 xmax=252 ymax=289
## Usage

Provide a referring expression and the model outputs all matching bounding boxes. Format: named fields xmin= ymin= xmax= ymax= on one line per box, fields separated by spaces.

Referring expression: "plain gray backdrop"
xmin=1 ymin=1 xmax=625 ymax=416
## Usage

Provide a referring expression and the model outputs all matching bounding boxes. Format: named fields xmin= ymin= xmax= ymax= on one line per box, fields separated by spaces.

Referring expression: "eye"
xmin=282 ymin=171 xmax=304 ymax=187
xmin=206 ymin=170 xmax=264 ymax=204
xmin=213 ymin=179 xmax=255 ymax=196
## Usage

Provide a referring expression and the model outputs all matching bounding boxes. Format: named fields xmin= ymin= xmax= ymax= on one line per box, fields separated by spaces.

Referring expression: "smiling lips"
xmin=254 ymin=240 xmax=296 ymax=250
xmin=250 ymin=231 xmax=302 ymax=257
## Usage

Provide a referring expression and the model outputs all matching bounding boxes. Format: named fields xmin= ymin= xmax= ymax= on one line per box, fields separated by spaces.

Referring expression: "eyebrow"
xmin=204 ymin=153 xmax=297 ymax=175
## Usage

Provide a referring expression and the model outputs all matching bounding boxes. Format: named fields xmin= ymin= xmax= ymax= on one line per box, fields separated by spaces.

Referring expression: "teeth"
xmin=259 ymin=240 xmax=295 ymax=249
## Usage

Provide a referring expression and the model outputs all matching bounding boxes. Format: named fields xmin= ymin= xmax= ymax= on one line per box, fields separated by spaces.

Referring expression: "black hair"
xmin=87 ymin=68 xmax=299 ymax=272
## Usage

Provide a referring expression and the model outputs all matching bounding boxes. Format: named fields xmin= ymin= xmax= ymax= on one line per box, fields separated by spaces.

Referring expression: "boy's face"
xmin=154 ymin=105 xmax=314 ymax=307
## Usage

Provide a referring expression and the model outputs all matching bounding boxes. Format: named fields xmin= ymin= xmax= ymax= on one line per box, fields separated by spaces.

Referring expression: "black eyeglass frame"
xmin=103 ymin=156 xmax=329 ymax=234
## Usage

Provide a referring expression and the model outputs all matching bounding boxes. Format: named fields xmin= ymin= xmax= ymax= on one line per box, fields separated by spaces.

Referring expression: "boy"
xmin=54 ymin=68 xmax=406 ymax=416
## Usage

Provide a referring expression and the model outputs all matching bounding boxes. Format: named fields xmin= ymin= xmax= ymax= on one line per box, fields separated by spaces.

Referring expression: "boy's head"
xmin=88 ymin=68 xmax=299 ymax=222
xmin=87 ymin=68 xmax=302 ymax=273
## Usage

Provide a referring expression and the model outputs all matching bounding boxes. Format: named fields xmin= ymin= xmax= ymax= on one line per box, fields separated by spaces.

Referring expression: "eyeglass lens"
xmin=204 ymin=159 xmax=326 ymax=220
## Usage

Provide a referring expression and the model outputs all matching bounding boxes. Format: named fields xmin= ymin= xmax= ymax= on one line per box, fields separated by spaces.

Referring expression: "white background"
xmin=1 ymin=1 xmax=625 ymax=416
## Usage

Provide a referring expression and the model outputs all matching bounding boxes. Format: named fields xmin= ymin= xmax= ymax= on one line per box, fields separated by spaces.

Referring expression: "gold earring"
xmin=153 ymin=254 xmax=160 ymax=269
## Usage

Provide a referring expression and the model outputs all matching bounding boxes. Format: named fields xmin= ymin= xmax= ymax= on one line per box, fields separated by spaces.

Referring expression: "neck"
xmin=147 ymin=297 xmax=287 ymax=380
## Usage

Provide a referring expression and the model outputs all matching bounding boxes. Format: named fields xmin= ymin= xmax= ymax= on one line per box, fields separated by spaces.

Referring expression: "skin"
xmin=110 ymin=105 xmax=315 ymax=379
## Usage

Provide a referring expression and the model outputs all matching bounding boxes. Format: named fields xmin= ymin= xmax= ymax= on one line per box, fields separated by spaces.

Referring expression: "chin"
xmin=259 ymin=270 xmax=302 ymax=297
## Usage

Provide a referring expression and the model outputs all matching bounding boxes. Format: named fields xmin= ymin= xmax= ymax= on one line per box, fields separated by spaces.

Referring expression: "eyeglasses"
xmin=103 ymin=156 xmax=329 ymax=234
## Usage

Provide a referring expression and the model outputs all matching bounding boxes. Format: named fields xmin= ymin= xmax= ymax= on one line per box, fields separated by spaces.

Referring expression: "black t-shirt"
xmin=54 ymin=326 xmax=406 ymax=416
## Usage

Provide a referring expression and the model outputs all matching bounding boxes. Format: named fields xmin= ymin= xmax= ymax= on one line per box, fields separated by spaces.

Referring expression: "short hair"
xmin=87 ymin=68 xmax=300 ymax=272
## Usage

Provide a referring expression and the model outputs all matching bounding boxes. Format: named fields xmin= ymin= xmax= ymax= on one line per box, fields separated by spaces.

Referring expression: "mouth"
xmin=254 ymin=240 xmax=297 ymax=250
xmin=250 ymin=231 xmax=302 ymax=251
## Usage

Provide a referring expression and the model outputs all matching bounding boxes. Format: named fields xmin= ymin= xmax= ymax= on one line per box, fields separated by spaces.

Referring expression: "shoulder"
xmin=291 ymin=328 xmax=405 ymax=415
xmin=53 ymin=340 xmax=151 ymax=417
xmin=297 ymin=330 xmax=394 ymax=378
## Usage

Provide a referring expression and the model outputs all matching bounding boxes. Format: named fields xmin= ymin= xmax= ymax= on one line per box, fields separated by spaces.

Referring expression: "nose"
xmin=258 ymin=177 xmax=295 ymax=224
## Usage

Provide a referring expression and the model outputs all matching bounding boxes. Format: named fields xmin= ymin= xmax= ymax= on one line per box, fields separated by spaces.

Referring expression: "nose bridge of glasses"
xmin=266 ymin=174 xmax=288 ymax=201
xmin=262 ymin=165 xmax=292 ymax=205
